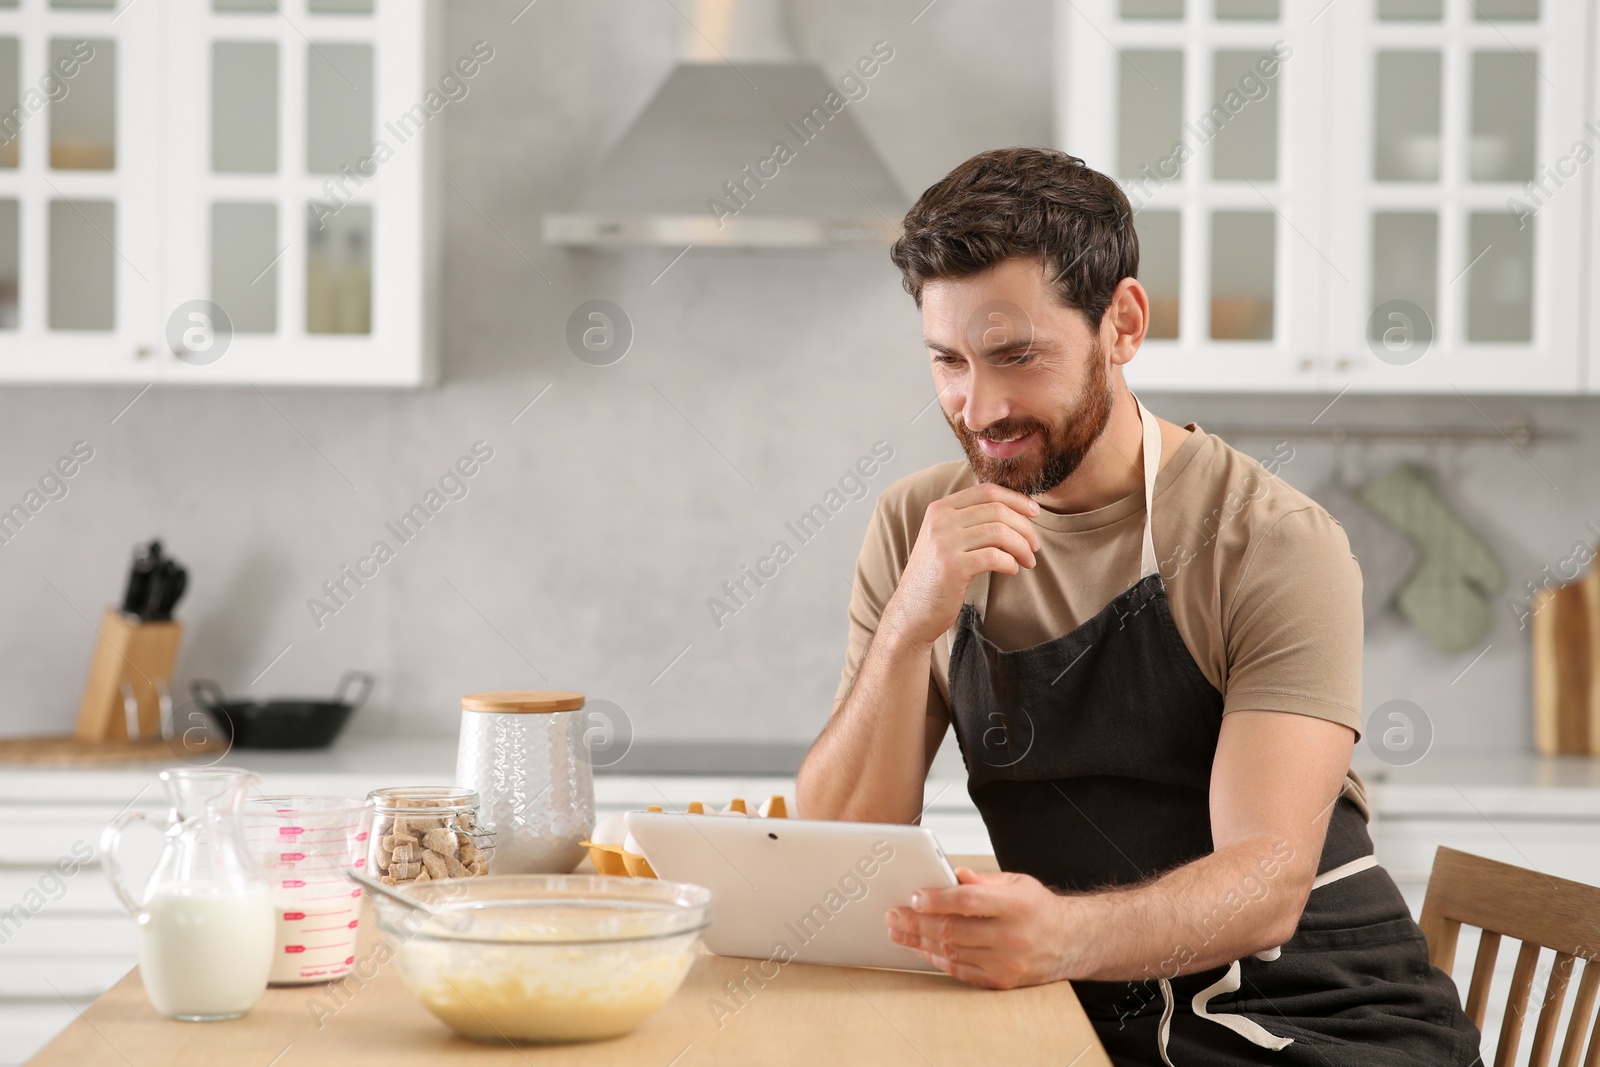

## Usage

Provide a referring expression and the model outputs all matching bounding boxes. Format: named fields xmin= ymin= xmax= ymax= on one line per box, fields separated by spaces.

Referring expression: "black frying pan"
xmin=191 ymin=671 xmax=373 ymax=749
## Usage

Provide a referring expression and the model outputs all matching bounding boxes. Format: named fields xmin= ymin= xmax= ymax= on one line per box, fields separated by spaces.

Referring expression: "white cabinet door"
xmin=0 ymin=0 xmax=163 ymax=381
xmin=162 ymin=0 xmax=441 ymax=386
xmin=1058 ymin=0 xmax=1332 ymax=392
xmin=1321 ymin=0 xmax=1588 ymax=394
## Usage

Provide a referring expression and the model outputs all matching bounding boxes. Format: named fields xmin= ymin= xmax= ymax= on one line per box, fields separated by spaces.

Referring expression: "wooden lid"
xmin=460 ymin=690 xmax=586 ymax=713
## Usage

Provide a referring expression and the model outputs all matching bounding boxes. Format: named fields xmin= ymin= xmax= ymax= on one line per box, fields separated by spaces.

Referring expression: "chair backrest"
xmin=1419 ymin=846 xmax=1600 ymax=1067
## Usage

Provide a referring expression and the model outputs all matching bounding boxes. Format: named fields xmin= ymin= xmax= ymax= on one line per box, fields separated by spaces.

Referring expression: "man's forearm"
xmin=797 ymin=624 xmax=934 ymax=824
xmin=1057 ymin=834 xmax=1309 ymax=983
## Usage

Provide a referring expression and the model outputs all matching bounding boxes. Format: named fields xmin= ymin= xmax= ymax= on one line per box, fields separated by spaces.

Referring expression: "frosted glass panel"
xmin=306 ymin=43 xmax=372 ymax=175
xmin=306 ymin=202 xmax=370 ymax=334
xmin=0 ymin=39 xmax=17 ymax=169
xmin=49 ymin=39 xmax=113 ymax=170
xmin=1369 ymin=213 xmax=1437 ymax=343
xmin=1136 ymin=210 xmax=1180 ymax=339
xmin=1465 ymin=212 xmax=1532 ymax=342
xmin=213 ymin=42 xmax=278 ymax=174
xmin=0 ymin=200 xmax=17 ymax=329
xmin=1122 ymin=0 xmax=1182 ymax=17
xmin=1474 ymin=0 xmax=1537 ymax=19
xmin=1210 ymin=211 xmax=1274 ymax=341
xmin=1118 ymin=51 xmax=1183 ymax=181
xmin=1210 ymin=50 xmax=1278 ymax=181
xmin=214 ymin=0 xmax=278 ymax=9
xmin=310 ymin=0 xmax=374 ymax=11
xmin=1378 ymin=0 xmax=1441 ymax=17
xmin=1216 ymin=0 xmax=1278 ymax=17
xmin=51 ymin=0 xmax=113 ymax=7
xmin=1373 ymin=52 xmax=1441 ymax=182
xmin=49 ymin=199 xmax=114 ymax=330
xmin=1470 ymin=52 xmax=1535 ymax=182
xmin=213 ymin=203 xmax=277 ymax=334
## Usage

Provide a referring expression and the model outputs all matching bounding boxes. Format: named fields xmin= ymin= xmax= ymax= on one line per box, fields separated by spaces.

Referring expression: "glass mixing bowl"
xmin=371 ymin=874 xmax=712 ymax=1044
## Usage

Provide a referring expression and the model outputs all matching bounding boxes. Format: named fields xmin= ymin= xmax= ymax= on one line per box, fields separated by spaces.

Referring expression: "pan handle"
xmin=191 ymin=678 xmax=226 ymax=711
xmin=333 ymin=671 xmax=374 ymax=709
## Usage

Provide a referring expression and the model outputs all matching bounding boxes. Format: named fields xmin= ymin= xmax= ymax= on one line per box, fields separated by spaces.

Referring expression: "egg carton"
xmin=582 ymin=795 xmax=789 ymax=878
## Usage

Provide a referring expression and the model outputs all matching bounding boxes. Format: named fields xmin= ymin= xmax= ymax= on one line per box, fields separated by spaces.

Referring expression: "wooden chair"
xmin=1420 ymin=846 xmax=1600 ymax=1067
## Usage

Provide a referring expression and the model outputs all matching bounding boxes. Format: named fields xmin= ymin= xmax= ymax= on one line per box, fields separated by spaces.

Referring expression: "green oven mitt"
xmin=1358 ymin=462 xmax=1504 ymax=654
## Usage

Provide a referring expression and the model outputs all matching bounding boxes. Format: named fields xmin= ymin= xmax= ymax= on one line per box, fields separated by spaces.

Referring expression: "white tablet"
xmin=623 ymin=811 xmax=957 ymax=973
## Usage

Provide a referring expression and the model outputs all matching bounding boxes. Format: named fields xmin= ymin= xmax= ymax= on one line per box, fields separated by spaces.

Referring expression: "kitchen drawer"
xmin=0 ymin=955 xmax=132 ymax=1001
xmin=0 ymin=869 xmax=119 ymax=915
xmin=0 ymin=801 xmax=159 ymax=867
xmin=1371 ymin=817 xmax=1600 ymax=889
xmin=0 ymin=1003 xmax=88 ymax=1067
xmin=0 ymin=914 xmax=136 ymax=957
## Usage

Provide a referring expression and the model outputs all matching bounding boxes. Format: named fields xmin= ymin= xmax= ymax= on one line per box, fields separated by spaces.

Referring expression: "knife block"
xmin=73 ymin=608 xmax=183 ymax=742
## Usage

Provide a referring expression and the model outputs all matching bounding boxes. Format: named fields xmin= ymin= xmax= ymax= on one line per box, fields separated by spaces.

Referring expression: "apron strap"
xmin=1133 ymin=391 xmax=1161 ymax=581
xmin=1165 ymin=854 xmax=1382 ymax=1061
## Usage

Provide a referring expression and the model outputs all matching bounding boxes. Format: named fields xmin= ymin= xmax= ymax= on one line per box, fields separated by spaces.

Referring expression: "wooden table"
xmin=28 ymin=857 xmax=1111 ymax=1067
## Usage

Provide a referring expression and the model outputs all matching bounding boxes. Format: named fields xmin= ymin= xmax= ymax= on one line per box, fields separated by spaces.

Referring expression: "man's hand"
xmin=885 ymin=867 xmax=1073 ymax=989
xmin=879 ymin=483 xmax=1042 ymax=651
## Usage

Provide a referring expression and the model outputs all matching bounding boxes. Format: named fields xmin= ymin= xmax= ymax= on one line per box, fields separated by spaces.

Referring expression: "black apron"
xmin=945 ymin=395 xmax=1482 ymax=1066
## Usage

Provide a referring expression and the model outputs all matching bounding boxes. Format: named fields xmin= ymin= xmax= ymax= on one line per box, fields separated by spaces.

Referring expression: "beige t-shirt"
xmin=835 ymin=422 xmax=1372 ymax=822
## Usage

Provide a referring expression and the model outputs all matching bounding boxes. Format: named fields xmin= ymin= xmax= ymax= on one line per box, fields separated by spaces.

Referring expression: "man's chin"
xmin=970 ymin=460 xmax=1048 ymax=495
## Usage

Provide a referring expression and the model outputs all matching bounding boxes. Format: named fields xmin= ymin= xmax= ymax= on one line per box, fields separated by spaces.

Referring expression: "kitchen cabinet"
xmin=1056 ymin=0 xmax=1591 ymax=394
xmin=0 ymin=0 xmax=441 ymax=387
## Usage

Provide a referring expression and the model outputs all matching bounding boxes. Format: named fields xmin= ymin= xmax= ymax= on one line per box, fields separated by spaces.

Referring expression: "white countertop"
xmin=4 ymin=737 xmax=1599 ymax=817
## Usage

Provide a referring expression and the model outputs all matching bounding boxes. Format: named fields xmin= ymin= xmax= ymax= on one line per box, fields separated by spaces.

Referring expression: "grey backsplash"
xmin=2 ymin=1 xmax=1595 ymax=761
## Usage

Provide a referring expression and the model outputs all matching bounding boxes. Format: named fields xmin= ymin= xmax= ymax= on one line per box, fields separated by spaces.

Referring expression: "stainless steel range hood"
xmin=542 ymin=0 xmax=907 ymax=249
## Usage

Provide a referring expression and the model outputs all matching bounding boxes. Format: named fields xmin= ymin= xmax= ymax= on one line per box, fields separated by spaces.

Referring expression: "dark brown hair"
xmin=889 ymin=147 xmax=1138 ymax=331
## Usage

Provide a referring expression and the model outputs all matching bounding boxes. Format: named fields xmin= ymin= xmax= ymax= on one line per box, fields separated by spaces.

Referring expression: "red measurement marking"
xmin=280 ymin=853 xmax=305 ymax=862
xmin=284 ymin=945 xmax=306 ymax=954
xmin=280 ymin=826 xmax=305 ymax=836
xmin=301 ymin=925 xmax=353 ymax=933
xmin=350 ymin=888 xmax=362 ymax=898
xmin=353 ymin=858 xmax=366 ymax=868
xmin=345 ymin=956 xmax=355 ymax=965
xmin=281 ymin=880 xmax=306 ymax=889
xmin=355 ymin=832 xmax=368 ymax=842
xmin=282 ymin=912 xmax=306 ymax=921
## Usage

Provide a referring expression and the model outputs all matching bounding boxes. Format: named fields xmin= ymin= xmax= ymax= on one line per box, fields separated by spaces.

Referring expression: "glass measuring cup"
xmin=243 ymin=795 xmax=374 ymax=985
xmin=101 ymin=767 xmax=275 ymax=1020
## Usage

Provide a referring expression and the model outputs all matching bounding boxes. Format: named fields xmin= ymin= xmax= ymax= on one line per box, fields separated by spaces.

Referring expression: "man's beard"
xmin=945 ymin=345 xmax=1114 ymax=496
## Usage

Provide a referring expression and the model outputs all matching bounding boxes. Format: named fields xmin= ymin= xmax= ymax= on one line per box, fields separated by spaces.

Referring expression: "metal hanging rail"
xmin=1202 ymin=421 xmax=1573 ymax=447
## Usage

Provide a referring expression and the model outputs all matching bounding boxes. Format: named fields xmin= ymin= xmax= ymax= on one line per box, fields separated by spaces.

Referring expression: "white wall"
xmin=0 ymin=0 xmax=1593 ymax=760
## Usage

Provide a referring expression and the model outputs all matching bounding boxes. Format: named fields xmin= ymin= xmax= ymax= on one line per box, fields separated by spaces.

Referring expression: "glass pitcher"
xmin=101 ymin=767 xmax=276 ymax=1021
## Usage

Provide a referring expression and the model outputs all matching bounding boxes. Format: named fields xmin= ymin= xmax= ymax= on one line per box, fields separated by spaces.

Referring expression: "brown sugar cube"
xmin=468 ymin=860 xmax=488 ymax=877
xmin=380 ymin=832 xmax=418 ymax=853
xmin=413 ymin=868 xmax=431 ymax=883
xmin=419 ymin=849 xmax=449 ymax=880
xmin=390 ymin=860 xmax=420 ymax=880
xmin=459 ymin=843 xmax=482 ymax=865
xmin=442 ymin=852 xmax=469 ymax=878
xmin=422 ymin=828 xmax=458 ymax=856
xmin=396 ymin=816 xmax=443 ymax=837
xmin=390 ymin=842 xmax=416 ymax=865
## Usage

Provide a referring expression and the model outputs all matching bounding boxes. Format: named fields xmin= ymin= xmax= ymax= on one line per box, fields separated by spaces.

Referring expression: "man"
xmin=795 ymin=148 xmax=1481 ymax=1065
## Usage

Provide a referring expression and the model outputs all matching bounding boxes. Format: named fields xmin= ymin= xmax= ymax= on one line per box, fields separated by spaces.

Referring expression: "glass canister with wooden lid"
xmin=454 ymin=690 xmax=593 ymax=874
